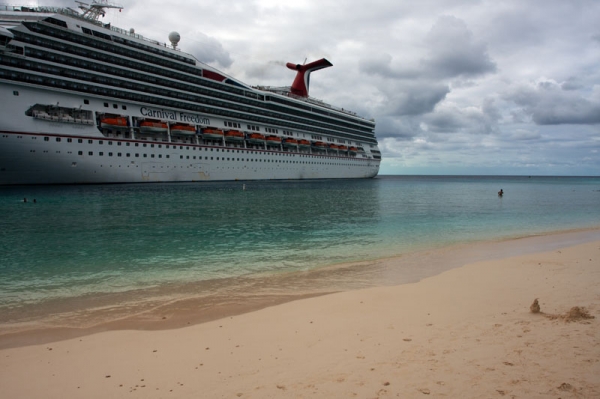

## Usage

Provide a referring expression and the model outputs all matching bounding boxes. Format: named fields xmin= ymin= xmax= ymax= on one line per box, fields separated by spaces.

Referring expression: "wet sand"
xmin=1 ymin=228 xmax=598 ymax=348
xmin=0 ymin=230 xmax=599 ymax=398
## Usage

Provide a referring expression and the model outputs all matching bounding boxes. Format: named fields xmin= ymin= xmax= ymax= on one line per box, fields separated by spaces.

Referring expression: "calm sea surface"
xmin=1 ymin=175 xmax=599 ymax=326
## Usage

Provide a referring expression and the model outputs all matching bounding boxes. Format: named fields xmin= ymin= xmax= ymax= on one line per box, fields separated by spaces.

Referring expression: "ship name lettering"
xmin=179 ymin=113 xmax=210 ymax=125
xmin=140 ymin=107 xmax=177 ymax=120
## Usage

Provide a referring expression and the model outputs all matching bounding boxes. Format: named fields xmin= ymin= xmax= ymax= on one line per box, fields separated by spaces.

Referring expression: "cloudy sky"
xmin=52 ymin=0 xmax=600 ymax=175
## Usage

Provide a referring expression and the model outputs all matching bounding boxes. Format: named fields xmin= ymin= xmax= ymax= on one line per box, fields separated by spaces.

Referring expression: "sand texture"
xmin=1 ymin=239 xmax=599 ymax=398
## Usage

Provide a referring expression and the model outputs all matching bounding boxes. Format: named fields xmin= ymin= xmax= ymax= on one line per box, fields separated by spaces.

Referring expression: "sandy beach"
xmin=1 ymin=234 xmax=599 ymax=398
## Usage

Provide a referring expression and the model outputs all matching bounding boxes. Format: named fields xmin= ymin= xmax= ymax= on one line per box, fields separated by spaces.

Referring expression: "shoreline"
xmin=0 ymin=232 xmax=598 ymax=397
xmin=1 ymin=227 xmax=599 ymax=350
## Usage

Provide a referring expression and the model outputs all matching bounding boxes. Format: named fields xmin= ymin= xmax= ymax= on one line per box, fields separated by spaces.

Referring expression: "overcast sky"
xmin=52 ymin=0 xmax=600 ymax=175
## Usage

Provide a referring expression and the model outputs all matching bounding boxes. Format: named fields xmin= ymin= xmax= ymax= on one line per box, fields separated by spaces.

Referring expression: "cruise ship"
xmin=0 ymin=1 xmax=380 ymax=184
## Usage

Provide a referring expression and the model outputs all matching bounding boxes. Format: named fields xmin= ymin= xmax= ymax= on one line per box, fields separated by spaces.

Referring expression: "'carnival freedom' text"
xmin=140 ymin=107 xmax=210 ymax=125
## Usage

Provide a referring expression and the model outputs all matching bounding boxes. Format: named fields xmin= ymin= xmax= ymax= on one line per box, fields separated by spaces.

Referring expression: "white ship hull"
xmin=0 ymin=85 xmax=379 ymax=185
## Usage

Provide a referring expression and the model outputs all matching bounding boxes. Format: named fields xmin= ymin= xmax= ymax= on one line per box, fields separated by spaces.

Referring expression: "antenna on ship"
xmin=75 ymin=0 xmax=123 ymax=21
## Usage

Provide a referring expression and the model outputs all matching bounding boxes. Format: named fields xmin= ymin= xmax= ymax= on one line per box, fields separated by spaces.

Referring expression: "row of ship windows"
xmin=13 ymin=31 xmax=374 ymax=135
xmin=32 ymin=21 xmax=199 ymax=73
xmin=37 ymin=136 xmax=364 ymax=159
xmin=76 ymin=151 xmax=361 ymax=165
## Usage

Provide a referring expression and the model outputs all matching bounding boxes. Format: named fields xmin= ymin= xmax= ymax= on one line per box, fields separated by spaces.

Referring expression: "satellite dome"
xmin=168 ymin=31 xmax=180 ymax=49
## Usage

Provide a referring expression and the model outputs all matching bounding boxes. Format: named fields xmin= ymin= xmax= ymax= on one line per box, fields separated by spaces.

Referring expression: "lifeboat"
xmin=349 ymin=146 xmax=358 ymax=154
xmin=247 ymin=133 xmax=265 ymax=145
xmin=329 ymin=144 xmax=339 ymax=150
xmin=312 ymin=141 xmax=327 ymax=150
xmin=202 ymin=128 xmax=224 ymax=139
xmin=298 ymin=139 xmax=311 ymax=148
xmin=139 ymin=120 xmax=168 ymax=133
xmin=170 ymin=123 xmax=196 ymax=135
xmin=282 ymin=138 xmax=298 ymax=148
xmin=100 ymin=116 xmax=128 ymax=129
xmin=338 ymin=145 xmax=348 ymax=151
xmin=224 ymin=130 xmax=244 ymax=141
xmin=266 ymin=135 xmax=282 ymax=146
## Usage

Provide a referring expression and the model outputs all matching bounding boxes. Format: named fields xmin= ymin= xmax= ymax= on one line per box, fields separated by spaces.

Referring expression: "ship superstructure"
xmin=0 ymin=1 xmax=380 ymax=184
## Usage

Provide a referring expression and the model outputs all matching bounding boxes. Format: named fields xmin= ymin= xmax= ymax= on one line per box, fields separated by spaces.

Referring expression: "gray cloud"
xmin=506 ymin=81 xmax=600 ymax=125
xmin=382 ymin=82 xmax=450 ymax=117
xmin=376 ymin=116 xmax=423 ymax=140
xmin=185 ymin=32 xmax=233 ymax=69
xmin=421 ymin=16 xmax=497 ymax=79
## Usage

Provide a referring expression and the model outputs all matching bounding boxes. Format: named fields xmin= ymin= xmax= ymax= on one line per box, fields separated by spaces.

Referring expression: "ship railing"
xmin=2 ymin=4 xmax=181 ymax=51
xmin=109 ymin=25 xmax=181 ymax=51
xmin=254 ymin=85 xmax=361 ymax=118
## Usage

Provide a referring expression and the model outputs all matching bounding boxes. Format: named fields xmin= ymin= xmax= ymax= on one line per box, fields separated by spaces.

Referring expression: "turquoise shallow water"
xmin=1 ymin=176 xmax=599 ymax=323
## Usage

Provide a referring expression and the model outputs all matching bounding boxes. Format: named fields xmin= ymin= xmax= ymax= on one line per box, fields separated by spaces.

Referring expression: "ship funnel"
xmin=286 ymin=58 xmax=332 ymax=97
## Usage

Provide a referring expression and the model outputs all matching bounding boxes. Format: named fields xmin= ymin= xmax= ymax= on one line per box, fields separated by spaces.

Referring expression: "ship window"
xmin=44 ymin=137 xmax=49 ymax=141
xmin=13 ymin=91 xmax=19 ymax=96
xmin=84 ymin=99 xmax=89 ymax=105
xmin=135 ymin=154 xmax=139 ymax=157
xmin=180 ymin=156 xmax=183 ymax=159
xmin=166 ymin=155 xmax=170 ymax=158
xmin=159 ymin=154 xmax=162 ymax=158
xmin=126 ymin=153 xmax=130 ymax=157
xmin=88 ymin=151 xmax=93 ymax=155
xmin=143 ymin=154 xmax=147 ymax=157
xmin=99 ymin=152 xmax=103 ymax=156
xmin=113 ymin=104 xmax=118 ymax=109
xmin=126 ymin=143 xmax=130 ymax=146
xmin=122 ymin=105 xmax=127 ymax=110
xmin=78 ymin=151 xmax=83 ymax=155
xmin=118 ymin=153 xmax=121 ymax=157
xmin=104 ymin=102 xmax=108 ymax=107
xmin=44 ymin=17 xmax=68 ymax=28
xmin=88 ymin=140 xmax=93 ymax=144
xmin=99 ymin=141 xmax=103 ymax=145
xmin=56 ymin=138 xmax=61 ymax=142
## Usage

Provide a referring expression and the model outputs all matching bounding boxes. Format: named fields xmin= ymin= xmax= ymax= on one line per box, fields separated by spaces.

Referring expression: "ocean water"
xmin=1 ymin=175 xmax=599 ymax=327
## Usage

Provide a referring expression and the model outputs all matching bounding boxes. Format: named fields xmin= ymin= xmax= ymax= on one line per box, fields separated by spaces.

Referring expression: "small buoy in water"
xmin=242 ymin=184 xmax=246 ymax=191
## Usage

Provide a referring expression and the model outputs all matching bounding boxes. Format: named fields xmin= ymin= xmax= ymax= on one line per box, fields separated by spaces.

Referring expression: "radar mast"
xmin=75 ymin=0 xmax=123 ymax=21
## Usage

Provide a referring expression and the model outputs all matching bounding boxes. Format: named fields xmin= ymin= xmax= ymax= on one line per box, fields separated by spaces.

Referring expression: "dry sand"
xmin=1 ymin=237 xmax=599 ymax=398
